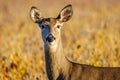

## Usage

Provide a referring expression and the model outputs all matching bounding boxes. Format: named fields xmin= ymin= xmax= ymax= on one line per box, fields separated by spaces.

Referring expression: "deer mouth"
xmin=47 ymin=39 xmax=56 ymax=45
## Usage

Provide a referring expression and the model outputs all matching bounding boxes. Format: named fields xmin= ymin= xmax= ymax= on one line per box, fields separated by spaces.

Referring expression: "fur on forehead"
xmin=39 ymin=18 xmax=58 ymax=25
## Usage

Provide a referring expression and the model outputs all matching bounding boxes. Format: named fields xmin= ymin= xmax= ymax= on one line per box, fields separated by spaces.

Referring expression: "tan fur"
xmin=30 ymin=4 xmax=120 ymax=80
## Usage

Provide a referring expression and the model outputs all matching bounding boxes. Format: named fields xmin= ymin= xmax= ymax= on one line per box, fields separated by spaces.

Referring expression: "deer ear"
xmin=56 ymin=4 xmax=73 ymax=22
xmin=30 ymin=6 xmax=42 ymax=23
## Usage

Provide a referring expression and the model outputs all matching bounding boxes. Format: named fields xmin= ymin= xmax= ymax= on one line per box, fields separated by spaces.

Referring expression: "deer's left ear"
xmin=56 ymin=4 xmax=73 ymax=22
xmin=30 ymin=6 xmax=42 ymax=23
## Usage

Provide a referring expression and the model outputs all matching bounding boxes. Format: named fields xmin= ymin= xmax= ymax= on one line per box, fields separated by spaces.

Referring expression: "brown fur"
xmin=30 ymin=4 xmax=120 ymax=80
xmin=44 ymin=40 xmax=120 ymax=80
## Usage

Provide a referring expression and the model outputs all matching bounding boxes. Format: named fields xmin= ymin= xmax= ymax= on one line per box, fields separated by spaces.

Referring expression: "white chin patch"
xmin=47 ymin=40 xmax=56 ymax=46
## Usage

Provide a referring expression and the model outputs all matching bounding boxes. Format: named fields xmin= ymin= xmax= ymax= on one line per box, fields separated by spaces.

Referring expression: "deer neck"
xmin=44 ymin=39 xmax=72 ymax=79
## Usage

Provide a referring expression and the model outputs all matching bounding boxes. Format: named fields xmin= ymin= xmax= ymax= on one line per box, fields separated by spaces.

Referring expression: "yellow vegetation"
xmin=0 ymin=0 xmax=120 ymax=80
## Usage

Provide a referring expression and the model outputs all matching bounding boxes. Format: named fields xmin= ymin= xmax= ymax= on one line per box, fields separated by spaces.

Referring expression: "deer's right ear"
xmin=30 ymin=6 xmax=42 ymax=23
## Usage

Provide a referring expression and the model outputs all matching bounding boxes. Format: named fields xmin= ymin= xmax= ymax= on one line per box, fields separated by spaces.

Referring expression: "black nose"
xmin=46 ymin=34 xmax=55 ymax=42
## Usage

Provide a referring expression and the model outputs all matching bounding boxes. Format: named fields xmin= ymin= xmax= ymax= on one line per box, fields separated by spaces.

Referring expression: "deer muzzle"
xmin=46 ymin=33 xmax=56 ymax=44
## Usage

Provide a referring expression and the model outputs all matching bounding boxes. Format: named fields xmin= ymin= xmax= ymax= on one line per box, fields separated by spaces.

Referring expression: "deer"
xmin=30 ymin=4 xmax=120 ymax=80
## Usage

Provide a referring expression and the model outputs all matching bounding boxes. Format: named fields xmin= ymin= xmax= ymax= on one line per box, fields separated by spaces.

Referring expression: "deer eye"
xmin=56 ymin=25 xmax=61 ymax=29
xmin=41 ymin=25 xmax=45 ymax=29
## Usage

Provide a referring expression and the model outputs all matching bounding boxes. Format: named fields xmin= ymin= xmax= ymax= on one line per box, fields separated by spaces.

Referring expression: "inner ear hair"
xmin=30 ymin=6 xmax=42 ymax=23
xmin=56 ymin=4 xmax=73 ymax=22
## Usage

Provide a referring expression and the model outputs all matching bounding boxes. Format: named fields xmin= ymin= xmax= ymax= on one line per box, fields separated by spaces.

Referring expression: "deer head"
xmin=30 ymin=4 xmax=73 ymax=52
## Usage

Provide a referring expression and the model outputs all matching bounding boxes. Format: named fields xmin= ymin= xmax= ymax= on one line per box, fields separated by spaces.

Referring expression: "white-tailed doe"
xmin=30 ymin=4 xmax=120 ymax=80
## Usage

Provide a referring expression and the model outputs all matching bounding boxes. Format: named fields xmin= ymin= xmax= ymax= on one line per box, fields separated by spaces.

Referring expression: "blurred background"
xmin=0 ymin=0 xmax=120 ymax=80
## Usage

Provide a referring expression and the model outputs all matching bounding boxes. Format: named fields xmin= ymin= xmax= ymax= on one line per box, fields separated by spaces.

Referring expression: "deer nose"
xmin=46 ymin=33 xmax=56 ymax=42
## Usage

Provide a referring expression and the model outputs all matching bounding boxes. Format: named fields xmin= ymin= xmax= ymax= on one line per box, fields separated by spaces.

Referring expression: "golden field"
xmin=0 ymin=0 xmax=120 ymax=80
